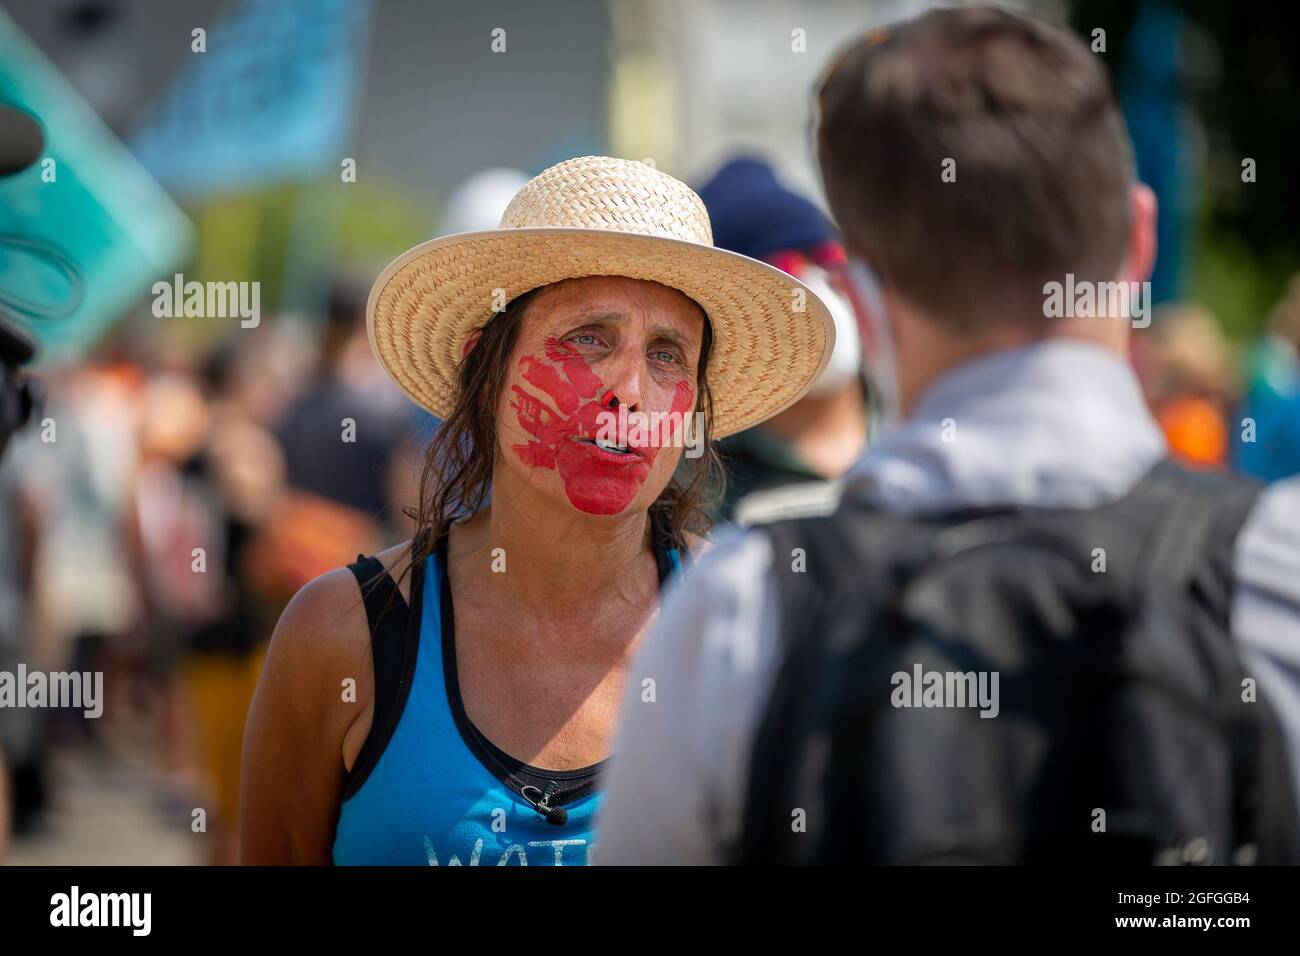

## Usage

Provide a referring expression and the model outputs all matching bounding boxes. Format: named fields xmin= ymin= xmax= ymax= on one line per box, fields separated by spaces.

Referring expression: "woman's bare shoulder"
xmin=264 ymin=539 xmax=414 ymax=685
xmin=265 ymin=569 xmax=369 ymax=678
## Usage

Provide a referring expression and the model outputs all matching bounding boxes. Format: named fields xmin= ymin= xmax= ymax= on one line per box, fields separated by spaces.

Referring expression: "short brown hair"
xmin=816 ymin=6 xmax=1134 ymax=328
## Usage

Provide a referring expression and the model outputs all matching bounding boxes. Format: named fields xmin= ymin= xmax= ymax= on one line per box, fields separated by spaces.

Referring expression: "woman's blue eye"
xmin=651 ymin=350 xmax=678 ymax=364
xmin=573 ymin=333 xmax=598 ymax=345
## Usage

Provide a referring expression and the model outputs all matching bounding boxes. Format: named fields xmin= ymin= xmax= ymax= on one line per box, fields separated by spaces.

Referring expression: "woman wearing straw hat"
xmin=239 ymin=156 xmax=834 ymax=865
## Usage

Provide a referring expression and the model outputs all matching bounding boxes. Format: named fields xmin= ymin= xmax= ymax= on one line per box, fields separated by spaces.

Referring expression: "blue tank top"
xmin=332 ymin=528 xmax=684 ymax=866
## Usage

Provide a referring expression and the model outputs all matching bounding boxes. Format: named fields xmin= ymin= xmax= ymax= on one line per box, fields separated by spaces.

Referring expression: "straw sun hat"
xmin=366 ymin=155 xmax=834 ymax=438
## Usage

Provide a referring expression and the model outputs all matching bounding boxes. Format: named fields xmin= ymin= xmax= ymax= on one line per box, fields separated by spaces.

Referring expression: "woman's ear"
xmin=461 ymin=328 xmax=483 ymax=358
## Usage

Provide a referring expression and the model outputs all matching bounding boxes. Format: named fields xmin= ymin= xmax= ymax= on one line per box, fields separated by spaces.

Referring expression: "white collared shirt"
xmin=597 ymin=340 xmax=1300 ymax=864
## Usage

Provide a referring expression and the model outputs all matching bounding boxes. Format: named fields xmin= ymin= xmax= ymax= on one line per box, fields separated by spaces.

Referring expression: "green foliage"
xmin=1070 ymin=0 xmax=1299 ymax=339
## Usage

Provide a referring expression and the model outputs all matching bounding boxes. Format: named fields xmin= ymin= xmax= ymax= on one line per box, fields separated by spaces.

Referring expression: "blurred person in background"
xmin=124 ymin=319 xmax=320 ymax=865
xmin=239 ymin=156 xmax=834 ymax=865
xmin=124 ymin=371 xmax=222 ymax=819
xmin=244 ymin=282 xmax=410 ymax=606
xmin=599 ymin=7 xmax=1300 ymax=864
xmin=698 ymin=157 xmax=870 ymax=525
xmin=0 ymin=434 xmax=41 ymax=844
xmin=274 ymin=280 xmax=410 ymax=524
xmin=164 ymin=343 xmax=289 ymax=865
xmin=0 ymin=319 xmax=39 ymax=859
xmin=1236 ymin=273 xmax=1300 ymax=482
xmin=8 ymin=353 xmax=145 ymax=835
xmin=1138 ymin=303 xmax=1235 ymax=470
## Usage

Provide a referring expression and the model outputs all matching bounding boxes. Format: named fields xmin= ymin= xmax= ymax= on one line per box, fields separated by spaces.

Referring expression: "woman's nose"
xmin=599 ymin=353 xmax=643 ymax=411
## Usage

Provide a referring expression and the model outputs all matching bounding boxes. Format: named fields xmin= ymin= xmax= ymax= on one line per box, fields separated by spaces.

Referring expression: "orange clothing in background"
xmin=1156 ymin=395 xmax=1229 ymax=470
xmin=184 ymin=644 xmax=267 ymax=831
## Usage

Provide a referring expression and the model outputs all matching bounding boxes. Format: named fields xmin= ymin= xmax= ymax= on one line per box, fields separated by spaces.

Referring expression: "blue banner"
xmin=131 ymin=0 xmax=373 ymax=198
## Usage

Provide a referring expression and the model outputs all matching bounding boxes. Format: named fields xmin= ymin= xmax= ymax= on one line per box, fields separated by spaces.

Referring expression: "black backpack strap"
xmin=747 ymin=506 xmax=952 ymax=863
xmin=734 ymin=519 xmax=811 ymax=863
xmin=1131 ymin=459 xmax=1263 ymax=596
xmin=342 ymin=551 xmax=423 ymax=799
xmin=735 ymin=511 xmax=901 ymax=862
xmin=1132 ymin=462 xmax=1291 ymax=861
xmin=1123 ymin=461 xmax=1284 ymax=860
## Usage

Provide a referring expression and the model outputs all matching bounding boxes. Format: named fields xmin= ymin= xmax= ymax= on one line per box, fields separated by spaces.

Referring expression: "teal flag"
xmin=0 ymin=9 xmax=193 ymax=364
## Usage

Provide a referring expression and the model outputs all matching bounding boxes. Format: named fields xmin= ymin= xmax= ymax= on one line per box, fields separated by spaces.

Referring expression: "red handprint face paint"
xmin=509 ymin=338 xmax=695 ymax=515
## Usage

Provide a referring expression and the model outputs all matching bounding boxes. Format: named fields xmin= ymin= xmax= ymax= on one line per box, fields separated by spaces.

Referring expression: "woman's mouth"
xmin=574 ymin=436 xmax=643 ymax=461
xmin=557 ymin=434 xmax=654 ymax=514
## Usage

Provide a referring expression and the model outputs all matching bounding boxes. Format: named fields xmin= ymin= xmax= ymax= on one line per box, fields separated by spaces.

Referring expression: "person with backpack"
xmin=596 ymin=6 xmax=1300 ymax=865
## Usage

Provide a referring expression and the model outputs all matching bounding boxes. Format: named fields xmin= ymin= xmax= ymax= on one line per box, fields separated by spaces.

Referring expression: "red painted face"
xmin=510 ymin=338 xmax=695 ymax=515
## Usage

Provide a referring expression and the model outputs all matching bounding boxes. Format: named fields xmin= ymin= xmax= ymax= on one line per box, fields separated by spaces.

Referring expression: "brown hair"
xmin=404 ymin=282 xmax=724 ymax=572
xmin=816 ymin=5 xmax=1134 ymax=328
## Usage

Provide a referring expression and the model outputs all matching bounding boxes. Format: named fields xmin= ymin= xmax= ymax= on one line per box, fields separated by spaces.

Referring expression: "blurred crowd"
xmin=0 ymin=282 xmax=424 ymax=863
xmin=1138 ymin=282 xmax=1300 ymax=477
xmin=2 ymin=157 xmax=1300 ymax=864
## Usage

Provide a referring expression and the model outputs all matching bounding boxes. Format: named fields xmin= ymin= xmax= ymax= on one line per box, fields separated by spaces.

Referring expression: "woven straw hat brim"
xmin=367 ymin=227 xmax=834 ymax=439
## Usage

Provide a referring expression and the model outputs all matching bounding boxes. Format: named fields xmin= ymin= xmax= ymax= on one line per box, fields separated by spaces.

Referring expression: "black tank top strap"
xmin=650 ymin=504 xmax=691 ymax=587
xmin=649 ymin=506 xmax=682 ymax=587
xmin=342 ymin=550 xmax=424 ymax=800
xmin=348 ymin=554 xmax=402 ymax=628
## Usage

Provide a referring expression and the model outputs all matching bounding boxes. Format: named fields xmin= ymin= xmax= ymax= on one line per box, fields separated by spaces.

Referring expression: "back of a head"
xmin=816 ymin=5 xmax=1134 ymax=330
xmin=1147 ymin=303 xmax=1233 ymax=398
xmin=1269 ymin=273 xmax=1300 ymax=350
xmin=319 ymin=278 xmax=369 ymax=369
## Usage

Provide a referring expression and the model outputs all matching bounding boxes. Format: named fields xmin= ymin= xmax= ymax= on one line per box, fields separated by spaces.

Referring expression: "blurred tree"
xmin=1069 ymin=0 xmax=1300 ymax=337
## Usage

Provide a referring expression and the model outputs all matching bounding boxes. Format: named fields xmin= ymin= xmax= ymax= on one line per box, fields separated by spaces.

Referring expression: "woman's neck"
xmin=451 ymin=479 xmax=655 ymax=615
